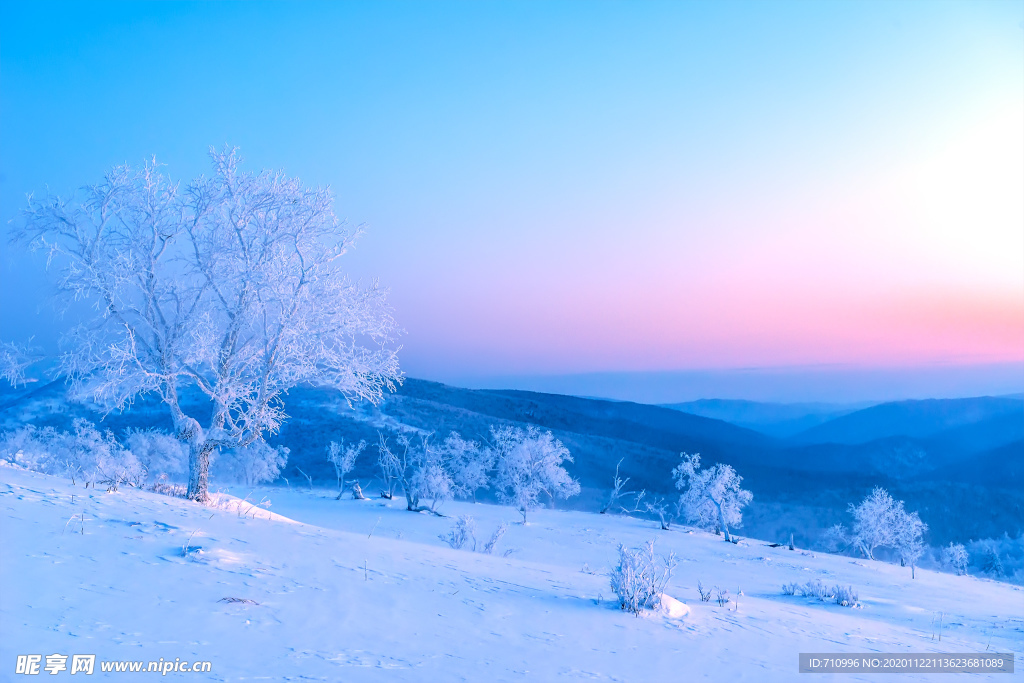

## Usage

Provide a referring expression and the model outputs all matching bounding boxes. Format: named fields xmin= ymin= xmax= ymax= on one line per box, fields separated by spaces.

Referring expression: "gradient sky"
xmin=1 ymin=1 xmax=1022 ymax=401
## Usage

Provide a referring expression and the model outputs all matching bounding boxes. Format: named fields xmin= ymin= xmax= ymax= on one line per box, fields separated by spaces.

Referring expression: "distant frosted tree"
xmin=941 ymin=542 xmax=969 ymax=576
xmin=376 ymin=432 xmax=402 ymax=499
xmin=849 ymin=487 xmax=898 ymax=560
xmin=437 ymin=431 xmax=493 ymax=500
xmin=893 ymin=507 xmax=928 ymax=578
xmin=218 ymin=440 xmax=289 ymax=486
xmin=0 ymin=340 xmax=42 ymax=387
xmin=491 ymin=425 xmax=580 ymax=523
xmin=821 ymin=523 xmax=851 ymax=553
xmin=14 ymin=148 xmax=401 ymax=502
xmin=673 ymin=453 xmax=752 ymax=542
xmin=979 ymin=543 xmax=1005 ymax=577
xmin=327 ymin=438 xmax=367 ymax=498
xmin=600 ymin=458 xmax=635 ymax=514
xmin=849 ymin=487 xmax=927 ymax=572
xmin=381 ymin=430 xmax=491 ymax=513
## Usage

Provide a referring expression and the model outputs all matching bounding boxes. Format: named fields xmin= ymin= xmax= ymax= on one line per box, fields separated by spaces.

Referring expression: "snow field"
xmin=1 ymin=465 xmax=1021 ymax=681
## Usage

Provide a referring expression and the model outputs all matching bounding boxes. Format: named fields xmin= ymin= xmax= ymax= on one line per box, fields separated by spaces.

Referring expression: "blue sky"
xmin=2 ymin=1 xmax=1022 ymax=402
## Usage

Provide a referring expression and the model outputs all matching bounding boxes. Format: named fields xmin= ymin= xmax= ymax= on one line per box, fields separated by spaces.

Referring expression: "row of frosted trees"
xmin=327 ymin=425 xmax=580 ymax=523
xmin=602 ymin=453 xmax=933 ymax=577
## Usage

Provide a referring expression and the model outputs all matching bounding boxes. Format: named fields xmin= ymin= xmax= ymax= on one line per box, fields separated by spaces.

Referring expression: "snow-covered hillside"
xmin=2 ymin=465 xmax=1021 ymax=681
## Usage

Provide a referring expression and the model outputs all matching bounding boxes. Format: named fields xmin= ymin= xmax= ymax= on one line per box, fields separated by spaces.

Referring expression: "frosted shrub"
xmin=482 ymin=522 xmax=508 ymax=555
xmin=124 ymin=429 xmax=188 ymax=480
xmin=942 ymin=543 xmax=969 ymax=576
xmin=783 ymin=579 xmax=859 ymax=607
xmin=799 ymin=579 xmax=831 ymax=601
xmin=833 ymin=585 xmax=859 ymax=607
xmin=0 ymin=425 xmax=64 ymax=473
xmin=609 ymin=540 xmax=677 ymax=616
xmin=217 ymin=441 xmax=289 ymax=486
xmin=0 ymin=419 xmax=144 ymax=490
xmin=439 ymin=515 xmax=477 ymax=551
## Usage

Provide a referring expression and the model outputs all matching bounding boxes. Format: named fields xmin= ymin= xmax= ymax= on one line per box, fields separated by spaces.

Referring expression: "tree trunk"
xmin=713 ymin=498 xmax=731 ymax=542
xmin=186 ymin=441 xmax=212 ymax=503
xmin=167 ymin=385 xmax=215 ymax=503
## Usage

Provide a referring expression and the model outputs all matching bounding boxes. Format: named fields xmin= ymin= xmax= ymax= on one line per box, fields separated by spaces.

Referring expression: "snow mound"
xmin=659 ymin=593 xmax=690 ymax=619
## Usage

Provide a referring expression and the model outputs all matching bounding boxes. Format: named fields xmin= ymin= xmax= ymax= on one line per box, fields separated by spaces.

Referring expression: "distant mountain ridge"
xmin=0 ymin=376 xmax=1021 ymax=547
xmin=661 ymin=398 xmax=863 ymax=437
xmin=789 ymin=396 xmax=1023 ymax=445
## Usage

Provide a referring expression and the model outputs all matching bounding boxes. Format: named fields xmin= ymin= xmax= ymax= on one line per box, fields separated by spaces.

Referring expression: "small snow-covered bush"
xmin=216 ymin=441 xmax=289 ymax=486
xmin=151 ymin=479 xmax=188 ymax=498
xmin=439 ymin=515 xmax=477 ymax=551
xmin=609 ymin=540 xmax=677 ymax=616
xmin=833 ymin=585 xmax=859 ymax=607
xmin=798 ymin=579 xmax=831 ymax=601
xmin=783 ymin=579 xmax=859 ymax=607
xmin=942 ymin=542 xmax=969 ymax=576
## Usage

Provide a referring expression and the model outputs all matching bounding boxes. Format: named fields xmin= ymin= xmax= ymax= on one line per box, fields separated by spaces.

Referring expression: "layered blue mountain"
xmin=1 ymin=377 xmax=1021 ymax=547
xmin=660 ymin=398 xmax=860 ymax=438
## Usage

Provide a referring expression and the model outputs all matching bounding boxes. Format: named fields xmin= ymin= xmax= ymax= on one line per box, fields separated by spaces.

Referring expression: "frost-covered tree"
xmin=491 ymin=425 xmax=580 ymax=523
xmin=893 ymin=507 xmax=927 ymax=578
xmin=849 ymin=487 xmax=927 ymax=569
xmin=673 ymin=453 xmax=752 ymax=542
xmin=979 ymin=543 xmax=1005 ymax=577
xmin=849 ymin=487 xmax=898 ymax=560
xmin=821 ymin=523 xmax=851 ymax=553
xmin=326 ymin=438 xmax=367 ymax=498
xmin=600 ymin=458 xmax=635 ymax=514
xmin=437 ymin=431 xmax=493 ymax=500
xmin=376 ymin=432 xmax=402 ymax=499
xmin=13 ymin=149 xmax=402 ymax=502
xmin=379 ymin=430 xmax=491 ymax=513
xmin=941 ymin=542 xmax=969 ymax=576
